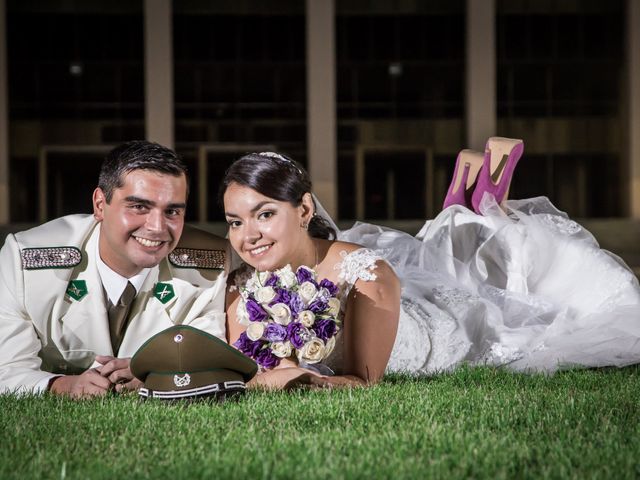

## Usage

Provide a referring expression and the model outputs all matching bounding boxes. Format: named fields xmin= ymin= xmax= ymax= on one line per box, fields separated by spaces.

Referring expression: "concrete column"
xmin=466 ymin=0 xmax=496 ymax=151
xmin=144 ymin=0 xmax=174 ymax=149
xmin=306 ymin=0 xmax=337 ymax=218
xmin=0 ymin=0 xmax=9 ymax=224
xmin=629 ymin=0 xmax=640 ymax=219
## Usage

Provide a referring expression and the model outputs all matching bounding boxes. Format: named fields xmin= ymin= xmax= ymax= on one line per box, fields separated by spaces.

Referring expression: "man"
xmin=0 ymin=141 xmax=230 ymax=398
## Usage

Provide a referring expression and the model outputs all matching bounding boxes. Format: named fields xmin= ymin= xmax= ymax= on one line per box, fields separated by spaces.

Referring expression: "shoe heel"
xmin=471 ymin=137 xmax=524 ymax=213
xmin=443 ymin=149 xmax=484 ymax=210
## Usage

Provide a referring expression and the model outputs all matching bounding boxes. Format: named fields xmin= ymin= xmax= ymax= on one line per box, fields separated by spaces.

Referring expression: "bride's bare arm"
xmin=341 ymin=260 xmax=401 ymax=384
xmin=255 ymin=259 xmax=401 ymax=390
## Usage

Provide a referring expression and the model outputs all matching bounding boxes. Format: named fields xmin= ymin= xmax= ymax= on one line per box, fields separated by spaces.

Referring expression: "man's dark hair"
xmin=98 ymin=140 xmax=189 ymax=203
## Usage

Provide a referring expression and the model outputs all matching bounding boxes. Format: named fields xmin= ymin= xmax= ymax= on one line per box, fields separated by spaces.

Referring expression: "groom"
xmin=0 ymin=141 xmax=230 ymax=398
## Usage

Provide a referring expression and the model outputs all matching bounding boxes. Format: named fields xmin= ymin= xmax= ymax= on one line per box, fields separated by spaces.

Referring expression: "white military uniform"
xmin=0 ymin=214 xmax=230 ymax=393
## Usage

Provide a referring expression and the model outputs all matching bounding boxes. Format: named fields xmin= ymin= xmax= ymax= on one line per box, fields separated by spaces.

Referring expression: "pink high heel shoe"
xmin=470 ymin=137 xmax=524 ymax=213
xmin=442 ymin=149 xmax=484 ymax=210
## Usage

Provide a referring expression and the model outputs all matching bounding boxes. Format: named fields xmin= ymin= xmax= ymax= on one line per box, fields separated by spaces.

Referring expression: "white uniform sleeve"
xmin=180 ymin=272 xmax=228 ymax=341
xmin=0 ymin=234 xmax=55 ymax=394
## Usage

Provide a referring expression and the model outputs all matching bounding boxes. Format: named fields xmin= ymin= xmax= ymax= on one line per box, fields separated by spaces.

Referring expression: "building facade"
xmin=1 ymin=0 xmax=639 ymax=224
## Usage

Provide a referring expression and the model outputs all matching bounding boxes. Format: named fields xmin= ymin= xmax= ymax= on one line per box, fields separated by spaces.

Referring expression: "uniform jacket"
xmin=0 ymin=214 xmax=230 ymax=393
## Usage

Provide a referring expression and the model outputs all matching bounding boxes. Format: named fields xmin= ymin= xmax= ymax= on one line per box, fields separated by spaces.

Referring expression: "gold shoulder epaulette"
xmin=169 ymin=248 xmax=225 ymax=270
xmin=21 ymin=247 xmax=82 ymax=270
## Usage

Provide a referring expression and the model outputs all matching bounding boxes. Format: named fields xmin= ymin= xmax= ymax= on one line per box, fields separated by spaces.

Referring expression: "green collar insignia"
xmin=66 ymin=280 xmax=88 ymax=301
xmin=154 ymin=282 xmax=176 ymax=304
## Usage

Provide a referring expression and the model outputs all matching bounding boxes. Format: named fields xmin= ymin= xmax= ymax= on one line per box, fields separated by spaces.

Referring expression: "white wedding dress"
xmin=322 ymin=195 xmax=640 ymax=374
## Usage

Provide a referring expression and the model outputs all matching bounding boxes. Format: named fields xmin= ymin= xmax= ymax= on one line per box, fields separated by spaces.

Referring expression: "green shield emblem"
xmin=66 ymin=280 xmax=88 ymax=301
xmin=154 ymin=282 xmax=175 ymax=304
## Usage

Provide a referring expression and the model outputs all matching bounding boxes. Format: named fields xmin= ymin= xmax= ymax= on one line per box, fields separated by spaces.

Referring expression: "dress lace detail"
xmin=537 ymin=214 xmax=582 ymax=236
xmin=432 ymin=285 xmax=476 ymax=311
xmin=335 ymin=248 xmax=380 ymax=285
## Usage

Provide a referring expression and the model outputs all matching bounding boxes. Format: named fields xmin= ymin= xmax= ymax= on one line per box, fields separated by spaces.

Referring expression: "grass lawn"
xmin=1 ymin=366 xmax=639 ymax=479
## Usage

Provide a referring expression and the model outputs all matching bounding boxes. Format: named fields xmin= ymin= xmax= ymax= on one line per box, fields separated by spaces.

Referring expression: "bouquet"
xmin=233 ymin=264 xmax=341 ymax=370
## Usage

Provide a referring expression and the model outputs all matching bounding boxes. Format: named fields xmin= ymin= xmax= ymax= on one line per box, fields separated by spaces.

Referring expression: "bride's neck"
xmin=288 ymin=235 xmax=319 ymax=271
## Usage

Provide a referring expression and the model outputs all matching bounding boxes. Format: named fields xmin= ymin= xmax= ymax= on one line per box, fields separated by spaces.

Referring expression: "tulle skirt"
xmin=338 ymin=195 xmax=640 ymax=374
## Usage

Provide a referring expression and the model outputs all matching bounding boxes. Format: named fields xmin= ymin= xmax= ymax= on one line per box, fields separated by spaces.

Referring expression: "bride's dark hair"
xmin=219 ymin=152 xmax=336 ymax=240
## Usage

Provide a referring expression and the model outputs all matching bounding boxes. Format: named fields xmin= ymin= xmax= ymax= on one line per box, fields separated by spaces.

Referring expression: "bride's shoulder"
xmin=325 ymin=239 xmax=363 ymax=257
xmin=323 ymin=240 xmax=376 ymax=265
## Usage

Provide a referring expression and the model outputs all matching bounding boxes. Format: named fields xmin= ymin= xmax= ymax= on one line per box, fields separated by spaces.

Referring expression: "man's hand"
xmin=95 ymin=355 xmax=142 ymax=394
xmin=48 ymin=369 xmax=112 ymax=398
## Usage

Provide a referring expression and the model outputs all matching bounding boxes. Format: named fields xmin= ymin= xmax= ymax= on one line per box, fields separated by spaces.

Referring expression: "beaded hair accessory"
xmin=257 ymin=151 xmax=303 ymax=175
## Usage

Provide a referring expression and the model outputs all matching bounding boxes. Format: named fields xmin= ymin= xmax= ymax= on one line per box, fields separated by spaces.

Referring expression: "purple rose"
xmin=308 ymin=299 xmax=328 ymax=314
xmin=313 ymin=319 xmax=337 ymax=341
xmin=255 ymin=348 xmax=280 ymax=369
xmin=296 ymin=266 xmax=316 ymax=285
xmin=286 ymin=322 xmax=308 ymax=349
xmin=319 ymin=278 xmax=339 ymax=296
xmin=271 ymin=288 xmax=292 ymax=306
xmin=246 ymin=298 xmax=268 ymax=322
xmin=265 ymin=274 xmax=279 ymax=287
xmin=234 ymin=332 xmax=264 ymax=357
xmin=288 ymin=292 xmax=305 ymax=317
xmin=264 ymin=323 xmax=287 ymax=342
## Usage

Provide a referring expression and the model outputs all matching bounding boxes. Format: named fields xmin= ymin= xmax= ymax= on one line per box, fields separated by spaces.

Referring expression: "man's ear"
xmin=93 ymin=188 xmax=106 ymax=221
xmin=300 ymin=192 xmax=315 ymax=224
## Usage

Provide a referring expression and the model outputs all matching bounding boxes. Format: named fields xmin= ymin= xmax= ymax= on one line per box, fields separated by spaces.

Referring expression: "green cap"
xmin=131 ymin=325 xmax=258 ymax=401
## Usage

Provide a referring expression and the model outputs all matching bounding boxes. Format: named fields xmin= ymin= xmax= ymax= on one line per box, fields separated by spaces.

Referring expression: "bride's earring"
xmin=301 ymin=221 xmax=309 ymax=230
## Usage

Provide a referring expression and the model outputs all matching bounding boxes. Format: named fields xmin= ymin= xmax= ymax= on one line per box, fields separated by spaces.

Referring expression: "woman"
xmin=222 ymin=146 xmax=640 ymax=389
xmin=223 ymin=152 xmax=400 ymax=388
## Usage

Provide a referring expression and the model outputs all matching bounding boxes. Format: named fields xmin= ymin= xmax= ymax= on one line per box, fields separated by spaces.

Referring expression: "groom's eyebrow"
xmin=225 ymin=201 xmax=276 ymax=218
xmin=124 ymin=196 xmax=187 ymax=209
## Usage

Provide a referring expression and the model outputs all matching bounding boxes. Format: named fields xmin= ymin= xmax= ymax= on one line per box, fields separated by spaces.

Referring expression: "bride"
xmin=221 ymin=141 xmax=640 ymax=389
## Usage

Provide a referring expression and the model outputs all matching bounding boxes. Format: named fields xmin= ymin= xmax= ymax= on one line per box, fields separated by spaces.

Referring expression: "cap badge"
xmin=174 ymin=373 xmax=191 ymax=387
xmin=66 ymin=280 xmax=88 ymax=301
xmin=154 ymin=283 xmax=175 ymax=304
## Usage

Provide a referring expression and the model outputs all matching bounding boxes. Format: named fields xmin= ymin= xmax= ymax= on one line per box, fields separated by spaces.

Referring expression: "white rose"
xmin=297 ymin=338 xmax=326 ymax=364
xmin=236 ymin=301 xmax=250 ymax=326
xmin=324 ymin=335 xmax=336 ymax=357
xmin=245 ymin=276 xmax=260 ymax=292
xmin=246 ymin=322 xmax=266 ymax=341
xmin=269 ymin=303 xmax=292 ymax=325
xmin=275 ymin=264 xmax=293 ymax=277
xmin=298 ymin=281 xmax=318 ymax=305
xmin=317 ymin=287 xmax=331 ymax=300
xmin=271 ymin=341 xmax=293 ymax=358
xmin=327 ymin=297 xmax=341 ymax=317
xmin=279 ymin=270 xmax=297 ymax=288
xmin=298 ymin=310 xmax=316 ymax=327
xmin=257 ymin=271 xmax=271 ymax=284
xmin=255 ymin=286 xmax=277 ymax=305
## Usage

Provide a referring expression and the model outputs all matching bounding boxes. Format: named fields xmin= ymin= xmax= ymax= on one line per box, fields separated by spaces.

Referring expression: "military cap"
xmin=131 ymin=325 xmax=258 ymax=401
